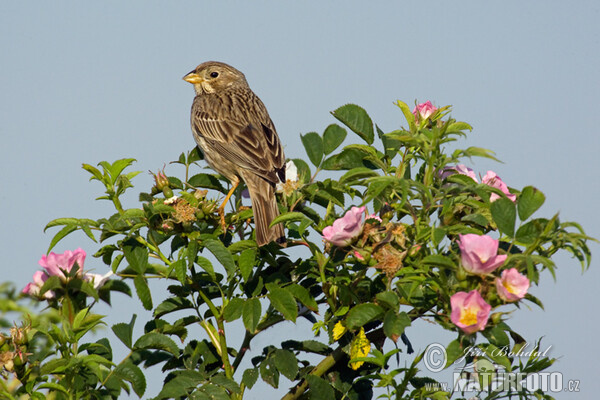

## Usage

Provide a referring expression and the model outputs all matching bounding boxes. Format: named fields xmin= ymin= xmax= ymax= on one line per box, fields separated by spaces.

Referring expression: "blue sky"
xmin=2 ymin=2 xmax=599 ymax=398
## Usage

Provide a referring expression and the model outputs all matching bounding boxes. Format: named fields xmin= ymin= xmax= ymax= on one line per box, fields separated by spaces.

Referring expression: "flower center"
xmin=504 ymin=282 xmax=517 ymax=294
xmin=460 ymin=308 xmax=478 ymax=326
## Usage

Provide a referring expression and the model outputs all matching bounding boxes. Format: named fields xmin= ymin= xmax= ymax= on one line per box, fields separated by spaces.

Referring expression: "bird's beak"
xmin=183 ymin=71 xmax=203 ymax=84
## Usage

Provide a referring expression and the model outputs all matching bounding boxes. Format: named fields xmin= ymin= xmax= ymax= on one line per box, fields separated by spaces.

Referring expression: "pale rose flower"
xmin=495 ymin=268 xmax=530 ymax=302
xmin=276 ymin=160 xmax=300 ymax=196
xmin=323 ymin=206 xmax=366 ymax=247
xmin=38 ymin=248 xmax=86 ymax=281
xmin=439 ymin=164 xmax=479 ymax=183
xmin=84 ymin=271 xmax=114 ymax=289
xmin=450 ymin=290 xmax=491 ymax=334
xmin=22 ymin=270 xmax=54 ymax=299
xmin=458 ymin=234 xmax=507 ymax=275
xmin=482 ymin=171 xmax=516 ymax=202
xmin=412 ymin=101 xmax=437 ymax=121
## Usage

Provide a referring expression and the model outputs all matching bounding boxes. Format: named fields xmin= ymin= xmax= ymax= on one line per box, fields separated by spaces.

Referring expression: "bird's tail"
xmin=241 ymin=171 xmax=286 ymax=247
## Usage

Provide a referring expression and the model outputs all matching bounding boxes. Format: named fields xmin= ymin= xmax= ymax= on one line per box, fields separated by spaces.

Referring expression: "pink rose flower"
xmin=412 ymin=101 xmax=437 ymax=122
xmin=458 ymin=234 xmax=507 ymax=275
xmin=495 ymin=268 xmax=530 ymax=302
xmin=482 ymin=171 xmax=516 ymax=202
xmin=323 ymin=206 xmax=366 ymax=247
xmin=366 ymin=213 xmax=382 ymax=223
xmin=439 ymin=164 xmax=479 ymax=182
xmin=38 ymin=248 xmax=86 ymax=282
xmin=450 ymin=290 xmax=491 ymax=334
xmin=22 ymin=271 xmax=54 ymax=299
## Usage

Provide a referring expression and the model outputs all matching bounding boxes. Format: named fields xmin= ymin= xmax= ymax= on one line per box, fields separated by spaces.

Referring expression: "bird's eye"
xmin=210 ymin=71 xmax=219 ymax=78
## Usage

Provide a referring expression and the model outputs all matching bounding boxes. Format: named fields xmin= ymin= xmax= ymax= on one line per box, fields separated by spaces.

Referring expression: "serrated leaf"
xmin=490 ymin=197 xmax=517 ymax=237
xmin=171 ymin=259 xmax=187 ymax=284
xmin=518 ymin=186 xmax=545 ymax=221
xmin=270 ymin=211 xmax=311 ymax=227
xmin=339 ymin=167 xmax=380 ymax=184
xmin=204 ymin=239 xmax=236 ymax=276
xmin=47 ymin=224 xmax=77 ymax=253
xmin=242 ymin=368 xmax=259 ymax=389
xmin=133 ymin=275 xmax=153 ymax=310
xmin=383 ymin=311 xmax=411 ymax=342
xmin=238 ymin=248 xmax=256 ymax=282
xmin=287 ymin=284 xmax=318 ymax=312
xmin=321 ymin=148 xmax=371 ymax=170
xmin=114 ymin=360 xmax=146 ymax=397
xmin=154 ymin=297 xmax=194 ymax=318
xmin=112 ymin=315 xmax=136 ymax=349
xmin=273 ymin=349 xmax=298 ymax=381
xmin=345 ymin=303 xmax=384 ymax=330
xmin=301 ymin=131 xmax=324 ymax=166
xmin=123 ymin=241 xmax=148 ymax=274
xmin=331 ymin=104 xmax=374 ymax=145
xmin=243 ymin=298 xmax=261 ymax=333
xmin=266 ymin=284 xmax=297 ymax=322
xmin=395 ymin=100 xmax=416 ymax=131
xmin=134 ymin=332 xmax=180 ymax=355
xmin=306 ymin=375 xmax=335 ymax=399
xmin=291 ymin=158 xmax=311 ymax=184
xmin=322 ymin=124 xmax=347 ymax=155
xmin=223 ymin=298 xmax=244 ymax=322
xmin=188 ymin=173 xmax=226 ymax=193
xmin=515 ymin=220 xmax=542 ymax=245
xmin=375 ymin=291 xmax=400 ymax=309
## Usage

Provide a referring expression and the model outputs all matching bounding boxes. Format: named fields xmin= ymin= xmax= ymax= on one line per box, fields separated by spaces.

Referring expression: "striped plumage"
xmin=183 ymin=61 xmax=286 ymax=246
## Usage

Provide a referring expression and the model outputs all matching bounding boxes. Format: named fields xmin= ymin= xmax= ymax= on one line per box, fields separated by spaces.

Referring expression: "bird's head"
xmin=183 ymin=61 xmax=248 ymax=95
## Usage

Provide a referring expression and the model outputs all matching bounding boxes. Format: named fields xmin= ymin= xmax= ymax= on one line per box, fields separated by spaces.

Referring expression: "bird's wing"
xmin=191 ymin=90 xmax=285 ymax=183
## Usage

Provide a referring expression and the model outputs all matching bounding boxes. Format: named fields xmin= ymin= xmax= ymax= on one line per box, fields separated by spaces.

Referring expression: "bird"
xmin=183 ymin=61 xmax=286 ymax=247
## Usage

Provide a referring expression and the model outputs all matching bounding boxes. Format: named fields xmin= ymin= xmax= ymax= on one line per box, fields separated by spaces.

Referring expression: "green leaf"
xmin=266 ymin=284 xmax=297 ymax=322
xmin=306 ymin=375 xmax=335 ymax=400
xmin=133 ymin=275 xmax=153 ymax=310
xmin=171 ymin=259 xmax=187 ymax=284
xmin=383 ymin=311 xmax=411 ymax=341
xmin=422 ymin=255 xmax=456 ymax=269
xmin=322 ymin=124 xmax=347 ymax=155
xmin=112 ymin=315 xmax=136 ymax=349
xmin=242 ymin=368 xmax=259 ymax=389
xmin=270 ymin=211 xmax=312 ymax=227
xmin=238 ymin=248 xmax=256 ymax=282
xmin=154 ymin=297 xmax=194 ymax=318
xmin=196 ymin=256 xmax=216 ymax=280
xmin=114 ymin=360 xmax=146 ymax=397
xmin=395 ymin=100 xmax=416 ymax=131
xmin=204 ymin=239 xmax=236 ymax=276
xmin=301 ymin=131 xmax=324 ymax=167
xmin=345 ymin=303 xmax=384 ymax=330
xmin=517 ymin=186 xmax=545 ymax=221
xmin=287 ymin=284 xmax=318 ymax=312
xmin=321 ymin=148 xmax=370 ymax=170
xmin=223 ymin=298 xmax=244 ymax=322
xmin=243 ymin=298 xmax=261 ymax=333
xmin=375 ymin=291 xmax=400 ymax=309
xmin=123 ymin=241 xmax=148 ymax=274
xmin=47 ymin=224 xmax=77 ymax=253
xmin=490 ymin=197 xmax=517 ymax=237
xmin=188 ymin=173 xmax=226 ymax=193
xmin=134 ymin=332 xmax=180 ymax=355
xmin=515 ymin=220 xmax=542 ymax=245
xmin=273 ymin=349 xmax=298 ymax=381
xmin=331 ymin=104 xmax=374 ymax=145
xmin=445 ymin=339 xmax=463 ymax=366
xmin=339 ymin=167 xmax=380 ymax=184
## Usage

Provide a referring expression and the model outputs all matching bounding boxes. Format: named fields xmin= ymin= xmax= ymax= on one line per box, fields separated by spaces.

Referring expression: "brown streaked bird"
xmin=183 ymin=61 xmax=286 ymax=246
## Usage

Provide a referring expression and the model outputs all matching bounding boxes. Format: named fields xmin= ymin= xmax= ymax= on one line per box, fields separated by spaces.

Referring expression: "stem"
xmin=280 ymin=347 xmax=346 ymax=400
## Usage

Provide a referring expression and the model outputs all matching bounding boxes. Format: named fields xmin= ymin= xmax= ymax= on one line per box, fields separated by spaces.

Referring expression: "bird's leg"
xmin=217 ymin=178 xmax=240 ymax=232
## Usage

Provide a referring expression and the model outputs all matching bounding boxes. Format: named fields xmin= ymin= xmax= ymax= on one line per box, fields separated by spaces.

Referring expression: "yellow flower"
xmin=332 ymin=321 xmax=347 ymax=341
xmin=349 ymin=327 xmax=371 ymax=370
